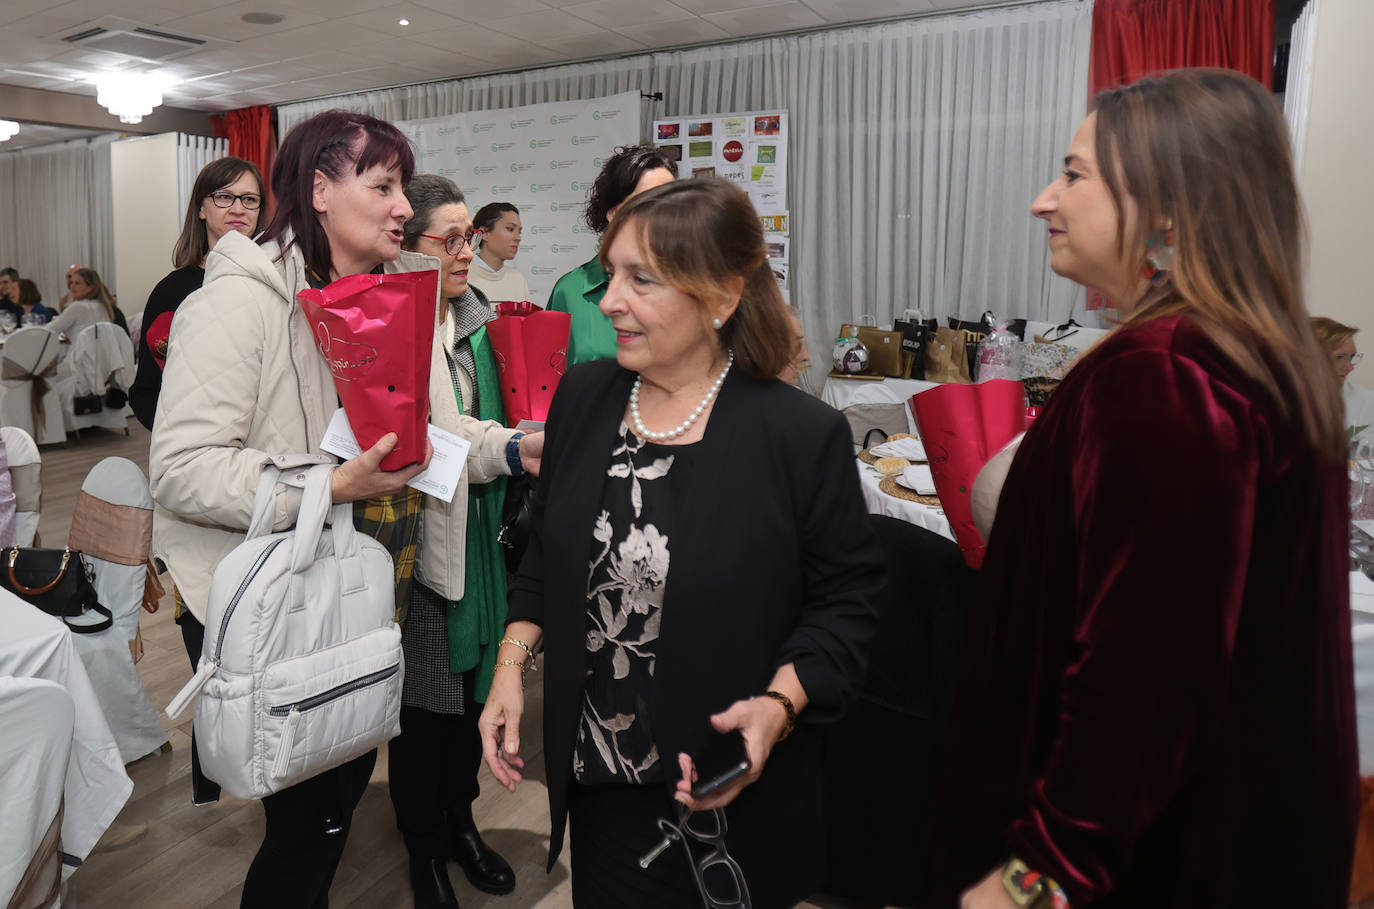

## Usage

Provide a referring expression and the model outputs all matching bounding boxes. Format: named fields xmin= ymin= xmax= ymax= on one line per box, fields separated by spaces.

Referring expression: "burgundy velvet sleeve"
xmin=1003 ymin=343 xmax=1263 ymax=903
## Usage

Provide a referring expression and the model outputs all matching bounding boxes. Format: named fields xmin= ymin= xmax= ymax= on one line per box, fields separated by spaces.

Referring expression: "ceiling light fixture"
xmin=94 ymin=72 xmax=172 ymax=124
xmin=0 ymin=121 xmax=19 ymax=143
xmin=398 ymin=18 xmax=410 ymax=26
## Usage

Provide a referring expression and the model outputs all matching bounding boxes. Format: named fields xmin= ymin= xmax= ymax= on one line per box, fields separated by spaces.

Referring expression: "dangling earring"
xmin=712 ymin=317 xmax=723 ymax=330
xmin=1142 ymin=218 xmax=1175 ymax=286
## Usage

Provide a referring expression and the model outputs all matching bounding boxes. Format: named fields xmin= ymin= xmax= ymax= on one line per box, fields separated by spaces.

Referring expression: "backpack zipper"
xmin=268 ymin=662 xmax=400 ymax=779
xmin=213 ymin=537 xmax=286 ymax=662
xmin=165 ymin=536 xmax=287 ymax=719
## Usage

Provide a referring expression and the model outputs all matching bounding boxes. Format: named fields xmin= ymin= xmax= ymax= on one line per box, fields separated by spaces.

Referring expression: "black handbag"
xmin=105 ymin=386 xmax=128 ymax=409
xmin=892 ymin=310 xmax=938 ymax=379
xmin=497 ymin=474 xmax=535 ymax=575
xmin=0 ymin=546 xmax=112 ymax=634
xmin=73 ymin=394 xmax=103 ymax=415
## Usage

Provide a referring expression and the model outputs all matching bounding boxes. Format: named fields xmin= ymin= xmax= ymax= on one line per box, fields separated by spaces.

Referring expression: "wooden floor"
xmin=48 ymin=422 xmax=862 ymax=909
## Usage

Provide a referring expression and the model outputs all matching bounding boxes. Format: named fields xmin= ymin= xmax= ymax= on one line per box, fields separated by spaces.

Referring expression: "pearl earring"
xmin=712 ymin=317 xmax=723 ymax=330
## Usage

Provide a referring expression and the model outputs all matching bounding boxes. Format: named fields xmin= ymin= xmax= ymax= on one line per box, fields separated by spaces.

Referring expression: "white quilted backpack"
xmin=165 ymin=464 xmax=403 ymax=799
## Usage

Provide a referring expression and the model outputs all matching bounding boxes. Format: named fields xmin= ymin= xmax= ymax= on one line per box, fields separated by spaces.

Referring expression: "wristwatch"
xmin=1001 ymin=857 xmax=1069 ymax=909
xmin=505 ymin=432 xmax=525 ymax=477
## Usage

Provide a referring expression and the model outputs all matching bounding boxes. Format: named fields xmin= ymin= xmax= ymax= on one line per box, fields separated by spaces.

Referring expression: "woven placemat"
xmin=878 ymin=476 xmax=941 ymax=506
xmin=858 ymin=448 xmax=879 ymax=465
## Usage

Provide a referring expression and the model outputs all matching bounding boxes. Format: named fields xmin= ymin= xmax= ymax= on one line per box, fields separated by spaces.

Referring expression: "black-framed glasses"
xmin=640 ymin=804 xmax=752 ymax=909
xmin=419 ymin=229 xmax=477 ymax=256
xmin=208 ymin=191 xmax=262 ymax=210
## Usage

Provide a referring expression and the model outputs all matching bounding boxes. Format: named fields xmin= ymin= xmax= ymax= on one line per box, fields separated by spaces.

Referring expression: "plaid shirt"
xmin=354 ymin=487 xmax=424 ymax=624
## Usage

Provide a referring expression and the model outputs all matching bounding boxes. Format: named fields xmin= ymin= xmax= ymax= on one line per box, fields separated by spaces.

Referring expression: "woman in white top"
xmin=48 ymin=267 xmax=125 ymax=338
xmin=467 ymin=202 xmax=530 ymax=304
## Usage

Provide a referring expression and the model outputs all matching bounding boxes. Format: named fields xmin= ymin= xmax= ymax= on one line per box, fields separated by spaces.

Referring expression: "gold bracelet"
xmin=500 ymin=636 xmax=537 ymax=669
xmin=494 ymin=659 xmax=528 ymax=678
xmin=760 ymin=690 xmax=796 ymax=742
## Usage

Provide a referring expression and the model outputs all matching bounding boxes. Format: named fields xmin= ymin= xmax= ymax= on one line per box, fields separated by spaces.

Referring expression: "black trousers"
xmin=241 ymin=749 xmax=377 ymax=909
xmin=179 ymin=612 xmax=377 ymax=908
xmin=388 ymin=701 xmax=483 ymax=859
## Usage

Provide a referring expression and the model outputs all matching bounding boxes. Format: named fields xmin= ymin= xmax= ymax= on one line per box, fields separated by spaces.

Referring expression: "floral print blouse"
xmin=573 ymin=421 xmax=692 ymax=785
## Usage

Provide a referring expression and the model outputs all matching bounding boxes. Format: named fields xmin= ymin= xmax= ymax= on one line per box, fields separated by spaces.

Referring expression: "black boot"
xmin=448 ymin=809 xmax=516 ymax=895
xmin=409 ymin=855 xmax=460 ymax=909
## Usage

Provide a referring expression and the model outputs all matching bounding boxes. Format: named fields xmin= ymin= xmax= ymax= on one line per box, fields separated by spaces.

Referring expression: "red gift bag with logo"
xmin=910 ymin=379 xmax=1026 ymax=569
xmin=297 ymin=271 xmax=437 ymax=471
xmin=485 ymin=301 xmax=570 ymax=427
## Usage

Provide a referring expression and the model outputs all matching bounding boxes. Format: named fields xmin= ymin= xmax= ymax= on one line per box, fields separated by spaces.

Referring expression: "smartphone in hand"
xmin=690 ymin=729 xmax=751 ymax=799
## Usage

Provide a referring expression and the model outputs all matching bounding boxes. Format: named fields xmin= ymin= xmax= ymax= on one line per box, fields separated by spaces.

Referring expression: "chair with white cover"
xmin=0 ymin=677 xmax=73 ymax=909
xmin=67 ymin=323 xmax=134 ymax=436
xmin=67 ymin=457 xmax=166 ymax=763
xmin=1 ymin=426 xmax=42 ymax=546
xmin=0 ymin=328 xmax=66 ymax=445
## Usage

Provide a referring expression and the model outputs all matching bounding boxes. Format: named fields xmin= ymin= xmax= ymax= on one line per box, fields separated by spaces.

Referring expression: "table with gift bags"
xmin=829 ymin=313 xmax=1108 ymax=557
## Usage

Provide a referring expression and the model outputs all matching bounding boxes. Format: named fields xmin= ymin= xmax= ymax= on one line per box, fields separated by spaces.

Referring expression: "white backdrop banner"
xmin=396 ymin=91 xmax=640 ymax=305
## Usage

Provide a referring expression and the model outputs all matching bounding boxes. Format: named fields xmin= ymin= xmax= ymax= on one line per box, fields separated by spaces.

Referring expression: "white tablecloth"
xmin=821 ymin=376 xmax=940 ymax=436
xmin=856 ymin=460 xmax=953 ymax=542
xmin=0 ymin=592 xmax=133 ymax=876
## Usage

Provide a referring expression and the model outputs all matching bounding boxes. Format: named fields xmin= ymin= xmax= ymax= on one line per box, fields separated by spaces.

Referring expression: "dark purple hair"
xmin=261 ymin=109 xmax=415 ymax=280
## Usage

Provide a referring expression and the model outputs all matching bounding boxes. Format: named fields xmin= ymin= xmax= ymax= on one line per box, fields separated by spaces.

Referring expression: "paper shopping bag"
xmin=485 ymin=306 xmax=571 ymax=426
xmin=909 ymin=379 xmax=1026 ymax=569
xmin=297 ymin=271 xmax=437 ymax=471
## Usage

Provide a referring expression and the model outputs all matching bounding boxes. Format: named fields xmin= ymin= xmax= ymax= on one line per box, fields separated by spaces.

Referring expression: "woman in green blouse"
xmin=547 ymin=145 xmax=676 ymax=364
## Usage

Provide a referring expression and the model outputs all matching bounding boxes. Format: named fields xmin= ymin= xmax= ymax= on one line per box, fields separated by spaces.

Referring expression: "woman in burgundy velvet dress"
xmin=934 ymin=69 xmax=1357 ymax=909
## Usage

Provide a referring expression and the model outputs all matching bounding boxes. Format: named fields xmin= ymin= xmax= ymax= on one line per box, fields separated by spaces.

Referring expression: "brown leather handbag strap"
xmin=7 ymin=547 xmax=70 ymax=596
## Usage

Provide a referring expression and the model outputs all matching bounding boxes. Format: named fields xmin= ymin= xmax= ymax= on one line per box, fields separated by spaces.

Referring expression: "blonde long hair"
xmin=1094 ymin=68 xmax=1344 ymax=458
xmin=72 ymin=267 xmax=117 ymax=323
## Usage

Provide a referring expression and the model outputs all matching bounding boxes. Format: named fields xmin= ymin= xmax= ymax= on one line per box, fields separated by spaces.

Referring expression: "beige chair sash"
xmin=9 ymin=463 xmax=40 ymax=513
xmin=1 ymin=335 xmax=59 ymax=438
xmin=6 ymin=797 xmax=62 ymax=909
xmin=67 ymin=491 xmax=152 ymax=567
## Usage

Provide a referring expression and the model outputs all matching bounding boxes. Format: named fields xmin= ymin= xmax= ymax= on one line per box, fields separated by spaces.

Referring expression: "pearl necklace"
xmin=629 ymin=351 xmax=734 ymax=442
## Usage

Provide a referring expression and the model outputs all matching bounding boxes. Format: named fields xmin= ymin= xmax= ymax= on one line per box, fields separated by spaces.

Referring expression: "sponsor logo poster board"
xmin=654 ymin=108 xmax=790 ymax=301
xmin=397 ymin=91 xmax=640 ymax=305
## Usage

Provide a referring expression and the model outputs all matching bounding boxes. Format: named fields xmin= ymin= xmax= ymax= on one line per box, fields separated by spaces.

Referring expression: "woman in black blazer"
xmin=479 ymin=178 xmax=884 ymax=909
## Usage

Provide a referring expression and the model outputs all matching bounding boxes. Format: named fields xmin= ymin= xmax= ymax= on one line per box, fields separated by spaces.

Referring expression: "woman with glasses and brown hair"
xmin=1312 ymin=316 xmax=1374 ymax=445
xmin=478 ymin=177 xmax=883 ymax=909
xmin=130 ymin=156 xmax=266 ymax=429
xmin=932 ymin=69 xmax=1356 ymax=909
xmin=48 ymin=266 xmax=125 ymax=338
xmin=391 ymin=173 xmax=544 ymax=909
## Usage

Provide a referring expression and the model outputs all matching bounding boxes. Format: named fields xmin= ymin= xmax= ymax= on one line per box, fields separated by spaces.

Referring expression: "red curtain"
xmin=210 ymin=106 xmax=277 ymax=208
xmin=1090 ymin=0 xmax=1275 ymax=95
xmin=1084 ymin=0 xmax=1273 ymax=309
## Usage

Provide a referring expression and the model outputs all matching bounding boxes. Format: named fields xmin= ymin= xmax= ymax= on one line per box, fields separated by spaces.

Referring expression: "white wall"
xmin=1298 ymin=0 xmax=1374 ymax=387
xmin=111 ymin=132 xmax=180 ymax=316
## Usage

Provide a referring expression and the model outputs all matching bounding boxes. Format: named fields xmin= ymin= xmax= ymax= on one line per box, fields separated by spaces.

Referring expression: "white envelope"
xmin=897 ymin=464 xmax=937 ymax=496
xmin=319 ymin=407 xmax=471 ymax=504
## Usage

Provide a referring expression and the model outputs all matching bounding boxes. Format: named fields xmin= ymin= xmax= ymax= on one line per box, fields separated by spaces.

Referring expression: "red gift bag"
xmin=910 ymin=379 xmax=1026 ymax=569
xmin=485 ymin=304 xmax=571 ymax=427
xmin=297 ymin=271 xmax=437 ymax=471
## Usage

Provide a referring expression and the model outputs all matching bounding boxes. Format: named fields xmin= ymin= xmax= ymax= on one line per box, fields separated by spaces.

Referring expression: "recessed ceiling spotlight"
xmin=241 ymin=12 xmax=284 ymax=25
xmin=398 ymin=18 xmax=410 ymax=26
